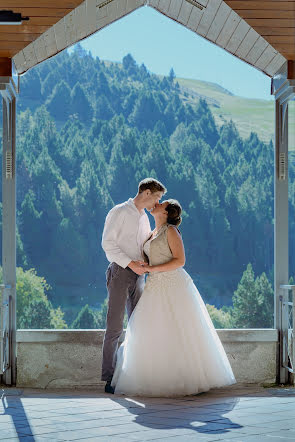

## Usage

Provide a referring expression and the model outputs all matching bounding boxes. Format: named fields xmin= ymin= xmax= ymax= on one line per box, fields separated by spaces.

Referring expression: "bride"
xmin=111 ymin=199 xmax=236 ymax=397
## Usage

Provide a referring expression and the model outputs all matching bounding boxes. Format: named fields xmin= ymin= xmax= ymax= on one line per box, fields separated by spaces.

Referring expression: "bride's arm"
xmin=144 ymin=226 xmax=186 ymax=273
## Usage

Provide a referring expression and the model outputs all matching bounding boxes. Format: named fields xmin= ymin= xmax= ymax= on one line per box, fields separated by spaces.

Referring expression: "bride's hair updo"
xmin=165 ymin=199 xmax=182 ymax=227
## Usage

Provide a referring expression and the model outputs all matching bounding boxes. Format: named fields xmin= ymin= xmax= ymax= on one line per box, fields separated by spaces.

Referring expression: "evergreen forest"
xmin=1 ymin=44 xmax=292 ymax=329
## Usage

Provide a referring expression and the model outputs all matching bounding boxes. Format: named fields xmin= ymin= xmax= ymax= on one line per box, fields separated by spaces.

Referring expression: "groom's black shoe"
xmin=105 ymin=381 xmax=115 ymax=394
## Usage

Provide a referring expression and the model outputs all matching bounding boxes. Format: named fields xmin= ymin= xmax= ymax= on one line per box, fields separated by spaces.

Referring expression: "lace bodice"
xmin=143 ymin=237 xmax=152 ymax=259
xmin=143 ymin=224 xmax=174 ymax=266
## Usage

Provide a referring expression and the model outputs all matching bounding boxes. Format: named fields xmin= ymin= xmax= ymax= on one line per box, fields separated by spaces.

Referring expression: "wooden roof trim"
xmin=12 ymin=0 xmax=287 ymax=77
xmin=13 ymin=0 xmax=145 ymax=74
xmin=151 ymin=0 xmax=286 ymax=77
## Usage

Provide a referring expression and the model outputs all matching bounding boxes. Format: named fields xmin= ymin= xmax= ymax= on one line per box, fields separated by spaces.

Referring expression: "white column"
xmin=1 ymin=81 xmax=17 ymax=386
xmin=274 ymin=99 xmax=289 ymax=383
xmin=272 ymin=62 xmax=295 ymax=384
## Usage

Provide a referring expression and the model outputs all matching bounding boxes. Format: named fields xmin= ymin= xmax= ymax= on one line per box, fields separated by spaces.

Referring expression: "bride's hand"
xmin=142 ymin=263 xmax=152 ymax=273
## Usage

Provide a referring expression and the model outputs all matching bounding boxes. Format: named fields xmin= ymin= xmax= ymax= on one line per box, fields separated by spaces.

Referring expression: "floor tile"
xmin=2 ymin=385 xmax=295 ymax=442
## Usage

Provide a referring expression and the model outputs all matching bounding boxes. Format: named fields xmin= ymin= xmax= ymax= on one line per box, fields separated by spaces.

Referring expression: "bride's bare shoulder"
xmin=167 ymin=224 xmax=181 ymax=235
xmin=167 ymin=225 xmax=182 ymax=241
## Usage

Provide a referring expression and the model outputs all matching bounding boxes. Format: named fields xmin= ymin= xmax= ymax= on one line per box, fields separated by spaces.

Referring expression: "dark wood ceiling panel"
xmin=0 ymin=25 xmax=54 ymax=35
xmin=267 ymin=36 xmax=295 ymax=44
xmin=226 ymin=1 xmax=295 ymax=10
xmin=0 ymin=33 xmax=41 ymax=41
xmin=7 ymin=16 xmax=68 ymax=26
xmin=246 ymin=19 xmax=294 ymax=27
xmin=0 ymin=42 xmax=27 ymax=50
xmin=253 ymin=27 xmax=295 ymax=36
xmin=0 ymin=1 xmax=83 ymax=8
xmin=0 ymin=50 xmax=17 ymax=57
xmin=6 ymin=8 xmax=73 ymax=17
xmin=237 ymin=10 xmax=295 ymax=19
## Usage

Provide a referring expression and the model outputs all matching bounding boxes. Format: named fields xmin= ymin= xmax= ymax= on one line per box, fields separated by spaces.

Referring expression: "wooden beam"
xmin=0 ymin=57 xmax=11 ymax=76
xmin=246 ymin=19 xmax=295 ymax=27
xmin=271 ymin=44 xmax=295 ymax=53
xmin=267 ymin=35 xmax=295 ymax=45
xmin=226 ymin=1 xmax=295 ymax=11
xmin=237 ymin=10 xmax=295 ymax=19
xmin=0 ymin=42 xmax=28 ymax=51
xmin=3 ymin=8 xmax=73 ymax=17
xmin=0 ymin=33 xmax=40 ymax=42
xmin=8 ymin=16 xmax=65 ymax=26
xmin=254 ymin=27 xmax=295 ymax=36
xmin=0 ymin=0 xmax=83 ymax=7
xmin=0 ymin=51 xmax=17 ymax=58
xmin=0 ymin=25 xmax=50 ymax=34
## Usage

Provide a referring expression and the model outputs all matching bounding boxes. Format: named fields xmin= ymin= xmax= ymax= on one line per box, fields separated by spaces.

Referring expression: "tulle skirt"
xmin=111 ymin=268 xmax=236 ymax=397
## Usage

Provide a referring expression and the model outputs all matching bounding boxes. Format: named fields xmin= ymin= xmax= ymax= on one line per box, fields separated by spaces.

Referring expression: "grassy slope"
xmin=177 ymin=77 xmax=295 ymax=148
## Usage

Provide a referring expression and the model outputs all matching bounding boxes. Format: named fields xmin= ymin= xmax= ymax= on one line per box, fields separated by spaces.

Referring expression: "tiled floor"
xmin=1 ymin=384 xmax=295 ymax=441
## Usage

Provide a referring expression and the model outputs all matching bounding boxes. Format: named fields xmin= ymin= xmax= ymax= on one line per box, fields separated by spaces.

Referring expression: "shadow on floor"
xmin=1 ymin=384 xmax=292 ymax=440
xmin=109 ymin=393 xmax=243 ymax=435
xmin=1 ymin=388 xmax=35 ymax=440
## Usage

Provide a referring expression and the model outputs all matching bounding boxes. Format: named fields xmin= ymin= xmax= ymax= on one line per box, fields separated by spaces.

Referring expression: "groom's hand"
xmin=128 ymin=260 xmax=147 ymax=275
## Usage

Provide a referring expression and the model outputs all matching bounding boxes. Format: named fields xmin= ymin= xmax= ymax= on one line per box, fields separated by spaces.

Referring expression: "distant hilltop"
xmin=103 ymin=58 xmax=276 ymax=144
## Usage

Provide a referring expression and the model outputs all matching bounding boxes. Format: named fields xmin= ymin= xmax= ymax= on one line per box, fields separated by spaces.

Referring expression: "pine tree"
xmin=122 ymin=53 xmax=137 ymax=76
xmin=129 ymin=91 xmax=161 ymax=131
xmin=20 ymin=190 xmax=44 ymax=260
xmin=21 ymin=298 xmax=52 ymax=328
xmin=74 ymin=42 xmax=87 ymax=58
xmin=41 ymin=70 xmax=62 ymax=99
xmin=95 ymin=95 xmax=114 ymax=120
xmin=96 ymin=298 xmax=108 ymax=328
xmin=232 ymin=264 xmax=273 ymax=328
xmin=20 ymin=69 xmax=42 ymax=100
xmin=71 ymin=304 xmax=99 ymax=329
xmin=47 ymin=80 xmax=72 ymax=121
xmin=96 ymin=71 xmax=110 ymax=97
xmin=70 ymin=82 xmax=93 ymax=124
xmin=168 ymin=67 xmax=176 ymax=82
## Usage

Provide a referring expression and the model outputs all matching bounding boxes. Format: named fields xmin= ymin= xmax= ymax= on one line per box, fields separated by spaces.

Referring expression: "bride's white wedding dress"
xmin=111 ymin=223 xmax=236 ymax=397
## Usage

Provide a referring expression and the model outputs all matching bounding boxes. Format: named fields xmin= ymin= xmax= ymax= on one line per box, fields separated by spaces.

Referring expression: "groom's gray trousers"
xmin=101 ymin=262 xmax=145 ymax=382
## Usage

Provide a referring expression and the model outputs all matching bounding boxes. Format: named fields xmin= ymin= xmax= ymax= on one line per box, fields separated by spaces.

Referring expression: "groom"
xmin=101 ymin=178 xmax=167 ymax=393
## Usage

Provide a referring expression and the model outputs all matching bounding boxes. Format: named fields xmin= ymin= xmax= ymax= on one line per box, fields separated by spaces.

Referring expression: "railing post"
xmin=279 ymin=285 xmax=295 ymax=383
xmin=292 ymin=287 xmax=295 ymax=384
xmin=0 ymin=284 xmax=12 ymax=376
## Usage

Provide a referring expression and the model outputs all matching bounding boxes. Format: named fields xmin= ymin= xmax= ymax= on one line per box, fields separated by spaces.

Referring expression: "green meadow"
xmin=177 ymin=77 xmax=295 ymax=149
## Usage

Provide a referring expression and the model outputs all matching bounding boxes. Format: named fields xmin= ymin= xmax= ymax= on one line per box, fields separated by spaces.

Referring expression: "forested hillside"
xmin=1 ymin=44 xmax=291 ymax=325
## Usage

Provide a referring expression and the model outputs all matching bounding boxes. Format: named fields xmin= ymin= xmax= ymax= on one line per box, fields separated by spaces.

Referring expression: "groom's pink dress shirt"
xmin=102 ymin=198 xmax=151 ymax=269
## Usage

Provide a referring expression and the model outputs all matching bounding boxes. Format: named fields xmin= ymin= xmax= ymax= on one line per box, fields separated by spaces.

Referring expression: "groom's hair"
xmin=138 ymin=178 xmax=167 ymax=195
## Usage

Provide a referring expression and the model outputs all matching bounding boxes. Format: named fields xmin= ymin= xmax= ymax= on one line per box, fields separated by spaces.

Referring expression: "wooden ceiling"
xmin=0 ymin=0 xmax=84 ymax=58
xmin=224 ymin=1 xmax=295 ymax=60
xmin=0 ymin=0 xmax=294 ymax=76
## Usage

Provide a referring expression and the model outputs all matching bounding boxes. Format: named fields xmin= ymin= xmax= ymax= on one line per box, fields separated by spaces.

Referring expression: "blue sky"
xmin=73 ymin=6 xmax=272 ymax=101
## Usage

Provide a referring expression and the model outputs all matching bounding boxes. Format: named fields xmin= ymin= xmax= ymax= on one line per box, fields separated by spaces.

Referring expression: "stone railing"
xmin=16 ymin=329 xmax=278 ymax=389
